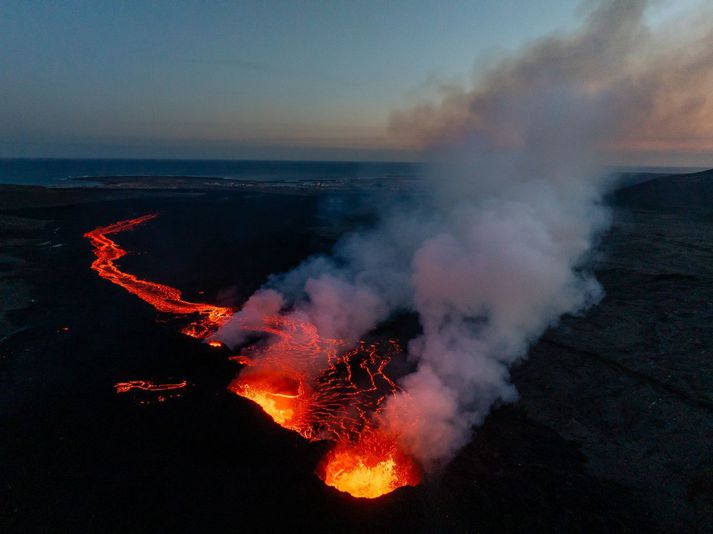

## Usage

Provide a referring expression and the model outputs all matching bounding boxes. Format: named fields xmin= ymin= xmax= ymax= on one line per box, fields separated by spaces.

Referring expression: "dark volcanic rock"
xmin=613 ymin=168 xmax=713 ymax=213
xmin=515 ymin=204 xmax=713 ymax=533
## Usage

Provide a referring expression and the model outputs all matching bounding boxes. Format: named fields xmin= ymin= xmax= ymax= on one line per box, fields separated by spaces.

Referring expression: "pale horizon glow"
xmin=1 ymin=0 xmax=711 ymax=165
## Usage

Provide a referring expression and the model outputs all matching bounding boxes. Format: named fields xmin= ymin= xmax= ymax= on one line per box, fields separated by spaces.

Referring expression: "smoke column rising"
xmin=216 ymin=0 xmax=708 ymax=470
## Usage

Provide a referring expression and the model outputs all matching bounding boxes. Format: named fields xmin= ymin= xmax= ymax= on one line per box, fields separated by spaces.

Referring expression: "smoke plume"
xmin=216 ymin=0 xmax=712 ymax=469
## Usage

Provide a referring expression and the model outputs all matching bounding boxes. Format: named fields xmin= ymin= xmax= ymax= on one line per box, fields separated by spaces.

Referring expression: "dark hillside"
xmin=614 ymin=168 xmax=713 ymax=212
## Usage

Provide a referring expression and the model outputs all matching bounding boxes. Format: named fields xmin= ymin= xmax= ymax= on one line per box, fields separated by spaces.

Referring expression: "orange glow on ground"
xmin=86 ymin=214 xmax=421 ymax=498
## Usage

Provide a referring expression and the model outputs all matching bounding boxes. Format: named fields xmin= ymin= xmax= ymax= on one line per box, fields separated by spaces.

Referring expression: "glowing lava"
xmin=228 ymin=318 xmax=421 ymax=497
xmin=86 ymin=214 xmax=421 ymax=498
xmin=322 ymin=433 xmax=420 ymax=499
xmin=236 ymin=385 xmax=300 ymax=427
xmin=84 ymin=214 xmax=233 ymax=339
xmin=114 ymin=379 xmax=188 ymax=393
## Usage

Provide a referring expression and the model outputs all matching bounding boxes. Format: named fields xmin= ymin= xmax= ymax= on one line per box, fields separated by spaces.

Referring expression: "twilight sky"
xmin=0 ymin=0 xmax=708 ymax=163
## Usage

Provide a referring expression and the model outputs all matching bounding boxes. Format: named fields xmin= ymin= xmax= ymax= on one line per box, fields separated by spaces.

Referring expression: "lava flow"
xmin=114 ymin=379 xmax=188 ymax=405
xmin=115 ymin=379 xmax=188 ymax=393
xmin=84 ymin=214 xmax=233 ymax=338
xmin=85 ymin=214 xmax=420 ymax=498
xmin=228 ymin=321 xmax=420 ymax=498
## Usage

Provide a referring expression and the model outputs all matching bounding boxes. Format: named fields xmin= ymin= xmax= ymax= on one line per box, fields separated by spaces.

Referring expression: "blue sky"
xmin=0 ymin=0 xmax=701 ymax=160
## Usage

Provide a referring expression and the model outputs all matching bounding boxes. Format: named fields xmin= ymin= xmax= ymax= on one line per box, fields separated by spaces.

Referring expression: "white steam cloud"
xmin=216 ymin=0 xmax=710 ymax=468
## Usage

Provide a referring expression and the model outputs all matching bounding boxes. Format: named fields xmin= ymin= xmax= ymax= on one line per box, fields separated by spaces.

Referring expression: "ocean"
xmin=0 ymin=159 xmax=419 ymax=187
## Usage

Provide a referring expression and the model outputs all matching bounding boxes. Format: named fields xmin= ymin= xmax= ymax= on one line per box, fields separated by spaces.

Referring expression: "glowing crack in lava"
xmin=229 ymin=321 xmax=421 ymax=497
xmin=85 ymin=214 xmax=420 ymax=498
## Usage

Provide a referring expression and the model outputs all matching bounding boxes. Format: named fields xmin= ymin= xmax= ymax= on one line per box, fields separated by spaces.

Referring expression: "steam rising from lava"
xmin=85 ymin=0 xmax=713 ymax=499
xmin=217 ymin=0 xmax=701 ymax=474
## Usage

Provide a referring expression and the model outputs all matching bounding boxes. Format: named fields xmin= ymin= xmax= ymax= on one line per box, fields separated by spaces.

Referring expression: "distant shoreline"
xmin=0 ymin=159 xmax=421 ymax=187
xmin=2 ymin=165 xmax=713 ymax=213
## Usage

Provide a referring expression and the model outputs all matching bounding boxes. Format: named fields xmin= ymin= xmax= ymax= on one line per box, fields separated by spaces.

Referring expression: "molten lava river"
xmin=85 ymin=214 xmax=420 ymax=499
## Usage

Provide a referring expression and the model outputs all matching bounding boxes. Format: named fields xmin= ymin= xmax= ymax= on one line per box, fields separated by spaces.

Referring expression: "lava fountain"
xmin=85 ymin=214 xmax=420 ymax=498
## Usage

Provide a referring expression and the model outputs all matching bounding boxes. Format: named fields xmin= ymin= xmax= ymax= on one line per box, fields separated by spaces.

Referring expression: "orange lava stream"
xmin=86 ymin=214 xmax=420 ymax=498
xmin=84 ymin=214 xmax=233 ymax=338
xmin=115 ymin=379 xmax=188 ymax=393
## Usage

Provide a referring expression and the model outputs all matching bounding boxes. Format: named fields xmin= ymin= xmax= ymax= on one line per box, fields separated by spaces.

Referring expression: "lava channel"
xmin=114 ymin=379 xmax=188 ymax=393
xmin=84 ymin=214 xmax=234 ymax=338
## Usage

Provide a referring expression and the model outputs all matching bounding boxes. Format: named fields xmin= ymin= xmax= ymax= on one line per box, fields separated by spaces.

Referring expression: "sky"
xmin=0 ymin=0 xmax=708 ymax=163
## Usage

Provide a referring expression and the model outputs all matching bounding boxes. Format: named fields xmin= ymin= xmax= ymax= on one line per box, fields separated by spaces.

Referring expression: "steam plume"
xmin=217 ymin=0 xmax=713 ymax=469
